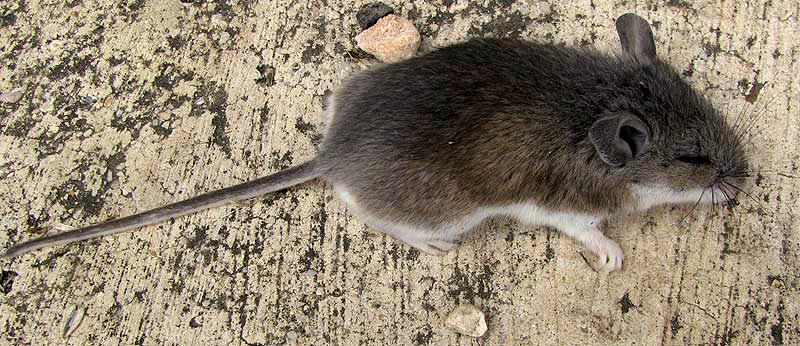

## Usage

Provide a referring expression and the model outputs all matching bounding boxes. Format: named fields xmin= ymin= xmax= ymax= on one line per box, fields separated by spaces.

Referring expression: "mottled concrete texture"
xmin=0 ymin=1 xmax=797 ymax=345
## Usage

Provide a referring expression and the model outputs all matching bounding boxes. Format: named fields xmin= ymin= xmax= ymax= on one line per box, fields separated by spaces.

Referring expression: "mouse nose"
xmin=715 ymin=160 xmax=750 ymax=201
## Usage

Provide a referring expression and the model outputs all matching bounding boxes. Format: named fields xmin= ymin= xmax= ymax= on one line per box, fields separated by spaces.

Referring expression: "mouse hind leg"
xmin=334 ymin=185 xmax=472 ymax=255
xmin=349 ymin=207 xmax=462 ymax=256
xmin=370 ymin=219 xmax=460 ymax=256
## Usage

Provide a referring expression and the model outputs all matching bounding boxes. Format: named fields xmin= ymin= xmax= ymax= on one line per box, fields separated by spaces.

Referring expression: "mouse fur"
xmin=3 ymin=14 xmax=748 ymax=273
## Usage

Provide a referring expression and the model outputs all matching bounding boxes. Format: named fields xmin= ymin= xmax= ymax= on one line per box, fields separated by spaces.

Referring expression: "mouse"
xmin=3 ymin=13 xmax=749 ymax=273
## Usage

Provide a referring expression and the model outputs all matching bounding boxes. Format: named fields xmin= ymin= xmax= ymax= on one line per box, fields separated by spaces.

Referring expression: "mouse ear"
xmin=590 ymin=113 xmax=651 ymax=167
xmin=615 ymin=13 xmax=657 ymax=64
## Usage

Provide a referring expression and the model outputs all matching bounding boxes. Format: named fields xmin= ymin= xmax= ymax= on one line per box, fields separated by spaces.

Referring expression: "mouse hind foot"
xmin=401 ymin=238 xmax=459 ymax=256
xmin=361 ymin=216 xmax=463 ymax=255
xmin=334 ymin=185 xmax=467 ymax=255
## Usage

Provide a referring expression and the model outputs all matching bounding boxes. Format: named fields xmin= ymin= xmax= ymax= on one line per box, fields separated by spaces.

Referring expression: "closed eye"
xmin=676 ymin=156 xmax=711 ymax=165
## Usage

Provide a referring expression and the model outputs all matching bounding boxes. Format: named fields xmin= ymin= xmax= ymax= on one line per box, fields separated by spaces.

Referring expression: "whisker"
xmin=727 ymin=174 xmax=752 ymax=179
xmin=724 ymin=181 xmax=760 ymax=205
xmin=711 ymin=185 xmax=716 ymax=202
xmin=711 ymin=187 xmax=717 ymax=215
xmin=747 ymin=168 xmax=795 ymax=175
xmin=719 ymin=183 xmax=735 ymax=207
xmin=741 ymin=127 xmax=769 ymax=141
xmin=719 ymin=183 xmax=733 ymax=201
xmin=722 ymin=174 xmax=753 ymax=182
xmin=731 ymin=100 xmax=753 ymax=140
xmin=726 ymin=185 xmax=740 ymax=206
xmin=735 ymin=92 xmax=781 ymax=142
xmin=730 ymin=97 xmax=751 ymax=136
xmin=731 ymin=99 xmax=759 ymax=140
xmin=735 ymin=112 xmax=762 ymax=142
xmin=738 ymin=170 xmax=798 ymax=180
xmin=678 ymin=189 xmax=706 ymax=226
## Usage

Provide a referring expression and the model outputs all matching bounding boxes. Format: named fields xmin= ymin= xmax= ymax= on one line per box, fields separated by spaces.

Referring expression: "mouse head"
xmin=590 ymin=13 xmax=749 ymax=207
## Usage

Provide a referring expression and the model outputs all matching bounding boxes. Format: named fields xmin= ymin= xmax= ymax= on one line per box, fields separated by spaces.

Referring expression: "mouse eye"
xmin=676 ymin=155 xmax=711 ymax=165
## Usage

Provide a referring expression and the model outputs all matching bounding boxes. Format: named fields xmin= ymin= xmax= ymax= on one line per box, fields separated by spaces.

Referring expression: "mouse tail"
xmin=3 ymin=159 xmax=321 ymax=258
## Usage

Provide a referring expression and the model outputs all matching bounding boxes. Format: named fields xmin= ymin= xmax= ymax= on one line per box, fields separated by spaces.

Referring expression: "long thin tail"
xmin=3 ymin=160 xmax=320 ymax=258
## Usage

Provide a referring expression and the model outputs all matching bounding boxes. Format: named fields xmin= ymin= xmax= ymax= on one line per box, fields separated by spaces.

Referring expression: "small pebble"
xmin=256 ymin=64 xmax=276 ymax=86
xmin=84 ymin=95 xmax=97 ymax=107
xmin=355 ymin=14 xmax=420 ymax=63
xmin=445 ymin=304 xmax=487 ymax=337
xmin=771 ymin=277 xmax=785 ymax=289
xmin=286 ymin=330 xmax=298 ymax=340
xmin=218 ymin=31 xmax=230 ymax=46
xmin=62 ymin=303 xmax=86 ymax=339
xmin=211 ymin=14 xmax=225 ymax=26
xmin=0 ymin=88 xmax=23 ymax=103
xmin=356 ymin=2 xmax=394 ymax=30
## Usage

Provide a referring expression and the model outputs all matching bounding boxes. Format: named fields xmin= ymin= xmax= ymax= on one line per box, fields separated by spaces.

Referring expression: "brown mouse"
xmin=3 ymin=13 xmax=749 ymax=273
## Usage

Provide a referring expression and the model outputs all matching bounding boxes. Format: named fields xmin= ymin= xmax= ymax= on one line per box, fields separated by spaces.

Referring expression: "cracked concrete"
xmin=0 ymin=0 xmax=798 ymax=345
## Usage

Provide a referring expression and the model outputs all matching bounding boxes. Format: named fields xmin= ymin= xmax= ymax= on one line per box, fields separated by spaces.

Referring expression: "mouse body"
xmin=3 ymin=14 xmax=748 ymax=272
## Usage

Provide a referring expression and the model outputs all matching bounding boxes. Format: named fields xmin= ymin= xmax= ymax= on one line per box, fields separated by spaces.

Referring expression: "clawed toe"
xmin=580 ymin=233 xmax=624 ymax=273
xmin=581 ymin=246 xmax=623 ymax=273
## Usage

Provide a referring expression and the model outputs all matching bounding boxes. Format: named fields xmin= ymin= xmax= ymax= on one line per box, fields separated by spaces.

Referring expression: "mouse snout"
xmin=713 ymin=157 xmax=750 ymax=203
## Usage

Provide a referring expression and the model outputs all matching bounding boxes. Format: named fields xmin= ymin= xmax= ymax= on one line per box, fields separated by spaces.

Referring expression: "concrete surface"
xmin=0 ymin=0 xmax=797 ymax=345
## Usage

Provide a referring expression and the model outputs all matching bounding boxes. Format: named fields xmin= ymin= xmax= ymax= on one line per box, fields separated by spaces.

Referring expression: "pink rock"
xmin=446 ymin=305 xmax=488 ymax=337
xmin=0 ymin=88 xmax=23 ymax=103
xmin=355 ymin=14 xmax=420 ymax=63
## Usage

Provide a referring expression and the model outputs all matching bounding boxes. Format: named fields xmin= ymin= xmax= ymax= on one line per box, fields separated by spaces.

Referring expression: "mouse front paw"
xmin=580 ymin=231 xmax=624 ymax=273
